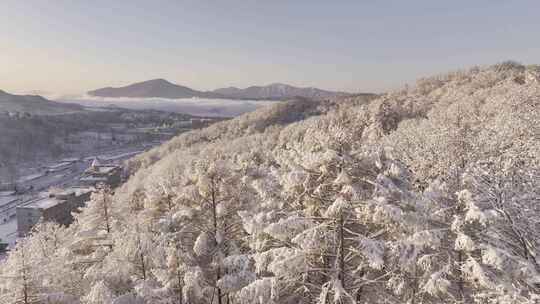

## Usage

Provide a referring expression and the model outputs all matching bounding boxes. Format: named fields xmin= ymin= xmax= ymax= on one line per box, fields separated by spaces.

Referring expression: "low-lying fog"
xmin=57 ymin=96 xmax=276 ymax=117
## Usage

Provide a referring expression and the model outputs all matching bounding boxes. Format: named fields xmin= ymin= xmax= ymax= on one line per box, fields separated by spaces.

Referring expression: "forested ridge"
xmin=1 ymin=62 xmax=540 ymax=304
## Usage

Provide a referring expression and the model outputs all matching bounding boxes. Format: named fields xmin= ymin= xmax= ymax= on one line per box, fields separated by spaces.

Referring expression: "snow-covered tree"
xmin=455 ymin=159 xmax=540 ymax=302
xmin=0 ymin=240 xmax=42 ymax=304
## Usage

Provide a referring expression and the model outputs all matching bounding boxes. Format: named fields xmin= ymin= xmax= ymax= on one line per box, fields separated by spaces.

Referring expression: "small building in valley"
xmin=16 ymin=187 xmax=93 ymax=236
xmin=79 ymin=159 xmax=121 ymax=187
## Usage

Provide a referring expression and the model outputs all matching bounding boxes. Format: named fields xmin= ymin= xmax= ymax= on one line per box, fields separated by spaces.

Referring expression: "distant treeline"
xmin=0 ymin=109 xmax=196 ymax=174
xmin=0 ymin=114 xmax=97 ymax=163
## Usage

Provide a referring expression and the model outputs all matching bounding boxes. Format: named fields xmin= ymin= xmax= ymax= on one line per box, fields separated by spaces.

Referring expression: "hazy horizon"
xmin=2 ymin=0 xmax=540 ymax=96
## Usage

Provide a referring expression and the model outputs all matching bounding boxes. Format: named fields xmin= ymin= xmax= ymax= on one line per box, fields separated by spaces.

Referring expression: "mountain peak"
xmin=88 ymin=79 xmax=219 ymax=99
xmin=267 ymin=82 xmax=292 ymax=87
xmin=143 ymin=78 xmax=175 ymax=86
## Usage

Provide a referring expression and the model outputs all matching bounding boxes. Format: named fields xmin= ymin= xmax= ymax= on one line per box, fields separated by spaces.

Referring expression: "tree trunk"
xmin=103 ymin=193 xmax=111 ymax=234
xmin=338 ymin=213 xmax=345 ymax=287
xmin=456 ymin=249 xmax=464 ymax=301
xmin=167 ymin=194 xmax=173 ymax=211
xmin=355 ymin=267 xmax=365 ymax=303
xmin=411 ymin=264 xmax=418 ymax=304
xmin=140 ymin=250 xmax=146 ymax=280
xmin=177 ymin=267 xmax=183 ymax=304
xmin=211 ymin=182 xmax=223 ymax=304
xmin=21 ymin=245 xmax=30 ymax=304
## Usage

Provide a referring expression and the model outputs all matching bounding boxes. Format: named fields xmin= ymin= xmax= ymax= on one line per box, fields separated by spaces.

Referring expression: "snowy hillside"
xmin=2 ymin=62 xmax=540 ymax=304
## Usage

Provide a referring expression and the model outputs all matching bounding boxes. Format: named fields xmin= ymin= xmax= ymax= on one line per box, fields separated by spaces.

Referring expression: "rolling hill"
xmin=0 ymin=90 xmax=84 ymax=115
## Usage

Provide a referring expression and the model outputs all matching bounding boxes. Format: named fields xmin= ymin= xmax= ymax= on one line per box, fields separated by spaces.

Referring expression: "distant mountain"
xmin=88 ymin=79 xmax=221 ymax=99
xmin=212 ymin=83 xmax=350 ymax=100
xmin=88 ymin=80 xmax=352 ymax=100
xmin=0 ymin=90 xmax=84 ymax=115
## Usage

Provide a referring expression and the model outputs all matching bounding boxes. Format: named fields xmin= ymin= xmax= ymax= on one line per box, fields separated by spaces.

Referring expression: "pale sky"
xmin=1 ymin=0 xmax=540 ymax=96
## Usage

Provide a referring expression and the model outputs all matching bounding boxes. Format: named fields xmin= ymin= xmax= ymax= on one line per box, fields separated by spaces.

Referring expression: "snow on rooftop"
xmin=96 ymin=166 xmax=118 ymax=174
xmin=55 ymin=187 xmax=93 ymax=197
xmin=80 ymin=176 xmax=108 ymax=182
xmin=85 ymin=165 xmax=119 ymax=175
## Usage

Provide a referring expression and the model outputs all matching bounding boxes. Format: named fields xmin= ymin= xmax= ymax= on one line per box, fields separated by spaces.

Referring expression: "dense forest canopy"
xmin=1 ymin=62 xmax=540 ymax=304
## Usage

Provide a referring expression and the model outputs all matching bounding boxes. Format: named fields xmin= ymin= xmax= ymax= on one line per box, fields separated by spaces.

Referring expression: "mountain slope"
xmin=212 ymin=83 xmax=351 ymax=100
xmin=88 ymin=79 xmax=221 ymax=99
xmin=3 ymin=62 xmax=540 ymax=304
xmin=0 ymin=90 xmax=83 ymax=115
